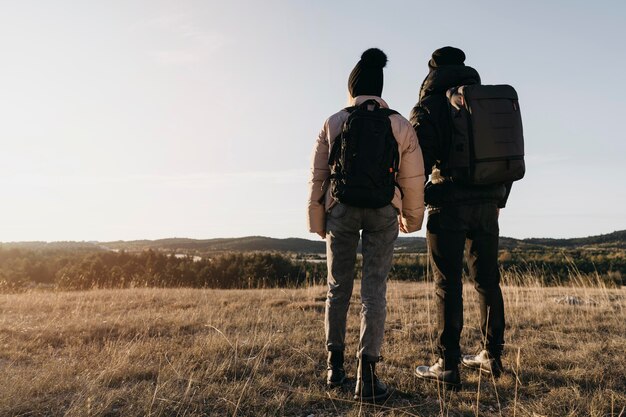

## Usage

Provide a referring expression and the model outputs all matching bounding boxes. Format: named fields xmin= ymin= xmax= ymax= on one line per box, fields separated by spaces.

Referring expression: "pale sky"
xmin=1 ymin=0 xmax=625 ymax=242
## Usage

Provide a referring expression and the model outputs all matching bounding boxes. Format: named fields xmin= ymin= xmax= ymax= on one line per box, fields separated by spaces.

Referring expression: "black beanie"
xmin=428 ymin=46 xmax=466 ymax=69
xmin=348 ymin=48 xmax=387 ymax=97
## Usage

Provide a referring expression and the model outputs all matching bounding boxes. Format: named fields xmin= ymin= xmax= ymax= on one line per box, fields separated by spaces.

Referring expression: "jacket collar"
xmin=350 ymin=95 xmax=389 ymax=108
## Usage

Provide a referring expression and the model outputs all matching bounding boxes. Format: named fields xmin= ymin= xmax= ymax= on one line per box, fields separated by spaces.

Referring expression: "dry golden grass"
xmin=0 ymin=280 xmax=625 ymax=416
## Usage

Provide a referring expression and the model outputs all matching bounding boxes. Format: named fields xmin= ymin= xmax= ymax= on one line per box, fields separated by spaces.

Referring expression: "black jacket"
xmin=409 ymin=65 xmax=512 ymax=208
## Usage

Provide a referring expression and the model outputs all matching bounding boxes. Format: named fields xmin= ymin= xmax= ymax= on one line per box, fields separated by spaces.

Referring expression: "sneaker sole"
xmin=353 ymin=389 xmax=392 ymax=402
xmin=461 ymin=362 xmax=501 ymax=378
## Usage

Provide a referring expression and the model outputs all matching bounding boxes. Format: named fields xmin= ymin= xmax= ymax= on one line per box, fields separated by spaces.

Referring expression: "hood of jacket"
xmin=419 ymin=65 xmax=481 ymax=102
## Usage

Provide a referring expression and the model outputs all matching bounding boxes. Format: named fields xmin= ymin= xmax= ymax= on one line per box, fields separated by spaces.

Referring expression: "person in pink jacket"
xmin=307 ymin=48 xmax=425 ymax=402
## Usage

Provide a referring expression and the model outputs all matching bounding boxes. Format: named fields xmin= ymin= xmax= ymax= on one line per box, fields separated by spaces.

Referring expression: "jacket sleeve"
xmin=307 ymin=120 xmax=330 ymax=233
xmin=395 ymin=117 xmax=425 ymax=232
xmin=498 ymin=182 xmax=513 ymax=208
xmin=410 ymin=103 xmax=438 ymax=179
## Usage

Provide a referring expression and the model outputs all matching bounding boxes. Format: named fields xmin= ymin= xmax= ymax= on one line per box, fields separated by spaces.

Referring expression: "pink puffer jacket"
xmin=307 ymin=95 xmax=425 ymax=234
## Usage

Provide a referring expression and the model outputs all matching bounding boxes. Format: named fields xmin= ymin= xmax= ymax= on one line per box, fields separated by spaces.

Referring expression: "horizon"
xmin=1 ymin=1 xmax=625 ymax=242
xmin=1 ymin=227 xmax=624 ymax=244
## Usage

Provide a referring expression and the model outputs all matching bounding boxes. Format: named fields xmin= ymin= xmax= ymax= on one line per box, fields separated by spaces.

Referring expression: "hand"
xmin=398 ymin=216 xmax=409 ymax=233
xmin=317 ymin=231 xmax=327 ymax=239
xmin=446 ymin=87 xmax=465 ymax=110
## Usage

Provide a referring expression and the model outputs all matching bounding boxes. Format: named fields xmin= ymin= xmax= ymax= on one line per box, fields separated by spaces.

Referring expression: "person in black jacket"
xmin=411 ymin=47 xmax=510 ymax=389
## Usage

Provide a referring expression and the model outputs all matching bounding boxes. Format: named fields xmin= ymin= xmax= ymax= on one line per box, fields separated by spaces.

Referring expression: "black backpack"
xmin=444 ymin=84 xmax=525 ymax=185
xmin=328 ymin=100 xmax=401 ymax=209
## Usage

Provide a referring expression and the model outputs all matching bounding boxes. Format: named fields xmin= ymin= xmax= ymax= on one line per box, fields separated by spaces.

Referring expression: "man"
xmin=307 ymin=48 xmax=425 ymax=402
xmin=411 ymin=47 xmax=511 ymax=389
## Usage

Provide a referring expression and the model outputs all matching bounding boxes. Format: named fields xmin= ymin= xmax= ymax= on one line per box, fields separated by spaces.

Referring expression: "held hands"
xmin=398 ymin=215 xmax=409 ymax=234
xmin=319 ymin=218 xmax=412 ymax=237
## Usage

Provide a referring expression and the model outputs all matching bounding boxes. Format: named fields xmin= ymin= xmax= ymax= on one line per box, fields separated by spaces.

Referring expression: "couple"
xmin=307 ymin=46 xmax=512 ymax=401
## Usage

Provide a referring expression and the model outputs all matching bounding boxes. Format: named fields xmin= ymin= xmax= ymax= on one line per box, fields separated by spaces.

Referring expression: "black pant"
xmin=426 ymin=202 xmax=505 ymax=364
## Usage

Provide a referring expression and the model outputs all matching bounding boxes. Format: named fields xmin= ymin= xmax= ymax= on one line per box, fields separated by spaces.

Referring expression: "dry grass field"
xmin=1 ymin=280 xmax=625 ymax=416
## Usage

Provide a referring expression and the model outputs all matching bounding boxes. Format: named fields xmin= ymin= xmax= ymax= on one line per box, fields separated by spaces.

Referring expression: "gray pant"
xmin=325 ymin=203 xmax=399 ymax=358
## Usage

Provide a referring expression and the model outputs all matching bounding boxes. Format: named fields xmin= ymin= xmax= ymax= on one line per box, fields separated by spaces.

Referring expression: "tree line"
xmin=0 ymin=247 xmax=623 ymax=292
xmin=0 ymin=249 xmax=327 ymax=291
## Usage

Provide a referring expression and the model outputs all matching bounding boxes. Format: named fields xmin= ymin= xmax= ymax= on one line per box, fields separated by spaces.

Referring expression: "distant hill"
xmin=100 ymin=229 xmax=626 ymax=253
xmin=2 ymin=230 xmax=624 ymax=254
xmin=396 ymin=230 xmax=626 ymax=252
xmin=101 ymin=236 xmax=327 ymax=254
xmin=522 ymin=230 xmax=626 ymax=249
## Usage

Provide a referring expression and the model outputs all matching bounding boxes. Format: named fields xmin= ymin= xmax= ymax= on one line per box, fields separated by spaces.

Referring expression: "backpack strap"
xmin=379 ymin=107 xmax=403 ymax=198
xmin=379 ymin=108 xmax=399 ymax=117
xmin=328 ymin=135 xmax=341 ymax=166
xmin=328 ymin=108 xmax=350 ymax=166
xmin=394 ymin=181 xmax=404 ymax=199
xmin=327 ymin=105 xmax=359 ymax=166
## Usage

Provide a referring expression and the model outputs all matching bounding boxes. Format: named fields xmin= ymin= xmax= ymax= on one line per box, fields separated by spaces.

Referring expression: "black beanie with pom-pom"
xmin=348 ymin=48 xmax=387 ymax=98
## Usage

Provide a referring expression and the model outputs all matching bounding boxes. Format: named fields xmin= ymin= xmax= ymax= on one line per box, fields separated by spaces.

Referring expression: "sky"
xmin=0 ymin=0 xmax=625 ymax=242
